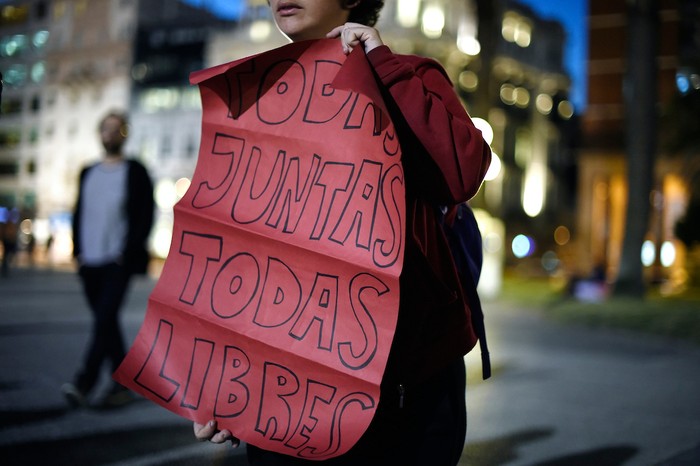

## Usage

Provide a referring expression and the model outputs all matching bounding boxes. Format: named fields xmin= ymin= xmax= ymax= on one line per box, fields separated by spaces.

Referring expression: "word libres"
xmin=132 ymin=316 xmax=376 ymax=459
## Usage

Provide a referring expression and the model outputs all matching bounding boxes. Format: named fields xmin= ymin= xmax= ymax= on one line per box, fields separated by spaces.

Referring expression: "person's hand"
xmin=193 ymin=420 xmax=240 ymax=447
xmin=327 ymin=22 xmax=384 ymax=55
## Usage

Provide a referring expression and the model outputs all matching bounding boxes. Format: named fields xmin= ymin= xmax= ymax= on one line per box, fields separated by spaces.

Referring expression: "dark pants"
xmin=247 ymin=358 xmax=467 ymax=466
xmin=76 ymin=262 xmax=131 ymax=394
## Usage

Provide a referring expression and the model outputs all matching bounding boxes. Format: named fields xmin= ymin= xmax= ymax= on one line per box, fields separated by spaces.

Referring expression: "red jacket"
xmin=366 ymin=46 xmax=492 ymax=384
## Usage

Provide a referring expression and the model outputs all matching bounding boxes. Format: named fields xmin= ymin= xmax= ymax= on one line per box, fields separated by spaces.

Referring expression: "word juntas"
xmin=191 ymin=56 xmax=405 ymax=270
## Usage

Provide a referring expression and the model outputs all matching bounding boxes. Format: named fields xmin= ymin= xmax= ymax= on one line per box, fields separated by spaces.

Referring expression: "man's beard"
xmin=103 ymin=141 xmax=124 ymax=155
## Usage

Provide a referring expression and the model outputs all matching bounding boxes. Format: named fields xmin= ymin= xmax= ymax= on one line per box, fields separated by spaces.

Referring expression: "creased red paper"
xmin=114 ymin=39 xmax=405 ymax=460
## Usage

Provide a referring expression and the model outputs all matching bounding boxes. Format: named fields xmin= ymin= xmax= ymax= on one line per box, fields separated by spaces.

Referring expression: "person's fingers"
xmin=326 ymin=24 xmax=369 ymax=54
xmin=326 ymin=25 xmax=344 ymax=38
xmin=194 ymin=421 xmax=240 ymax=447
xmin=210 ymin=428 xmax=233 ymax=444
xmin=337 ymin=23 xmax=383 ymax=55
xmin=193 ymin=420 xmax=216 ymax=440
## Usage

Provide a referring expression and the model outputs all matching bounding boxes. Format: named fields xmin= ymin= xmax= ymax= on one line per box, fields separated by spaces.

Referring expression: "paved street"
xmin=1 ymin=266 xmax=699 ymax=465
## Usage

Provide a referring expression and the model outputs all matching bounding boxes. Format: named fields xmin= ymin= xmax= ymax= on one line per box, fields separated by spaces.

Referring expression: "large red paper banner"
xmin=114 ymin=39 xmax=405 ymax=460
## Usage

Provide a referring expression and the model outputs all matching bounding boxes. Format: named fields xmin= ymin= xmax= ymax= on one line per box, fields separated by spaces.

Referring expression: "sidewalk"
xmin=461 ymin=291 xmax=700 ymax=466
xmin=2 ymin=265 xmax=700 ymax=465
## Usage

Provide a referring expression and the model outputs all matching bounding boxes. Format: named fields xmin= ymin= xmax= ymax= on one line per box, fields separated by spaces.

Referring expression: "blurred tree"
xmin=614 ymin=0 xmax=659 ymax=298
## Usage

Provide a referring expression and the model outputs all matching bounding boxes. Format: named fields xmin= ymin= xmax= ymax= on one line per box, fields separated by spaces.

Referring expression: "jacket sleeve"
xmin=126 ymin=160 xmax=155 ymax=250
xmin=72 ymin=167 xmax=89 ymax=260
xmin=124 ymin=160 xmax=155 ymax=273
xmin=367 ymin=45 xmax=491 ymax=204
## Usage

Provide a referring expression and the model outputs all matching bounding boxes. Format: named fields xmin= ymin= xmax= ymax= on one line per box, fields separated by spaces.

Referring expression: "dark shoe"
xmin=61 ymin=382 xmax=88 ymax=408
xmin=96 ymin=385 xmax=134 ymax=409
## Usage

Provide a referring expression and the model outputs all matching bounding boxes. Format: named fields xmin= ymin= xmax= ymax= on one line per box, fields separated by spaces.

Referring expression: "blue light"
xmin=512 ymin=234 xmax=535 ymax=259
xmin=541 ymin=250 xmax=560 ymax=272
xmin=180 ymin=0 xmax=244 ymax=20
xmin=676 ymin=73 xmax=691 ymax=94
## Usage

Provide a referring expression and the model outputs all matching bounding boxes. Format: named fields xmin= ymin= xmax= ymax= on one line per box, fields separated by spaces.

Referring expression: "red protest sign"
xmin=114 ymin=39 xmax=405 ymax=460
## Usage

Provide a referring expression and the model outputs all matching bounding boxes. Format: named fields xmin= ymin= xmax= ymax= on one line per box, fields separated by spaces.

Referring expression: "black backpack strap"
xmin=460 ymin=262 xmax=491 ymax=380
xmin=443 ymin=204 xmax=491 ymax=380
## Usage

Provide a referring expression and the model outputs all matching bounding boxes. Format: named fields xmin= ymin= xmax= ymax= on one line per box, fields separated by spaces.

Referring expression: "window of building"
xmin=140 ymin=87 xmax=181 ymax=113
xmin=0 ymin=127 xmax=22 ymax=148
xmin=31 ymin=61 xmax=46 ymax=84
xmin=1 ymin=97 xmax=23 ymax=115
xmin=46 ymin=90 xmax=56 ymax=108
xmin=32 ymin=30 xmax=50 ymax=50
xmin=0 ymin=162 xmax=19 ymax=176
xmin=53 ymin=1 xmax=66 ymax=20
xmin=1 ymin=34 xmax=28 ymax=57
xmin=92 ymin=86 xmax=103 ymax=103
xmin=29 ymin=127 xmax=39 ymax=144
xmin=181 ymin=86 xmax=201 ymax=109
xmin=502 ymin=11 xmax=532 ymax=48
xmin=75 ymin=0 xmax=88 ymax=16
xmin=35 ymin=1 xmax=48 ymax=20
xmin=0 ymin=5 xmax=29 ymax=26
xmin=73 ymin=31 xmax=83 ymax=48
xmin=161 ymin=134 xmax=172 ymax=156
xmin=120 ymin=24 xmax=134 ymax=41
xmin=30 ymin=95 xmax=41 ymax=112
xmin=45 ymin=62 xmax=58 ymax=82
xmin=186 ymin=137 xmax=197 ymax=159
xmin=2 ymin=64 xmax=27 ymax=87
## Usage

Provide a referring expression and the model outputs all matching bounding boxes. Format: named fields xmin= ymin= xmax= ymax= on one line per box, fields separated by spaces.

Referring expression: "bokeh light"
xmin=471 ymin=117 xmax=494 ymax=145
xmin=484 ymin=152 xmax=502 ymax=181
xmin=512 ymin=234 xmax=535 ymax=258
xmin=541 ymin=250 xmax=560 ymax=273
xmin=660 ymin=241 xmax=676 ymax=268
xmin=641 ymin=240 xmax=655 ymax=267
xmin=554 ymin=225 xmax=571 ymax=246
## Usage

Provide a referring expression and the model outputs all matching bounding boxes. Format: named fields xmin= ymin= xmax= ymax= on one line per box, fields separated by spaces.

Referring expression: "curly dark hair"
xmin=347 ymin=0 xmax=384 ymax=27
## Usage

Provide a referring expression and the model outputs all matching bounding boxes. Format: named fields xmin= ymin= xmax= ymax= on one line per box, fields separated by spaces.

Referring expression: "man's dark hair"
xmin=348 ymin=0 xmax=384 ymax=27
xmin=97 ymin=110 xmax=129 ymax=130
xmin=99 ymin=111 xmax=129 ymax=135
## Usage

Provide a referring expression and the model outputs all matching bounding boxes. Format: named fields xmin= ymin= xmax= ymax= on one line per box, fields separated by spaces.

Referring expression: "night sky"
xmin=183 ymin=0 xmax=588 ymax=110
xmin=517 ymin=0 xmax=588 ymax=110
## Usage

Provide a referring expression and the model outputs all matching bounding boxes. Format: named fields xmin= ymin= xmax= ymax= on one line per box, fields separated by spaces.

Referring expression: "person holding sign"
xmin=192 ymin=0 xmax=491 ymax=464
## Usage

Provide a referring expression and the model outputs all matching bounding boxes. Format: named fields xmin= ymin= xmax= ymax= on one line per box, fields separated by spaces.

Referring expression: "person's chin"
xmin=276 ymin=20 xmax=309 ymax=41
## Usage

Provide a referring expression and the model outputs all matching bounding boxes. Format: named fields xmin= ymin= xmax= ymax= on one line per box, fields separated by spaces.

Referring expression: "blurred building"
xmin=579 ymin=0 xmax=700 ymax=291
xmin=1 ymin=0 xmax=577 ymax=280
xmin=204 ymin=0 xmax=577 ymax=292
xmin=0 ymin=0 xmax=235 ymax=260
xmin=1 ymin=0 xmax=139 ymax=260
xmin=0 ymin=2 xmax=52 ymax=218
xmin=125 ymin=0 xmax=236 ymax=258
xmin=458 ymin=0 xmax=578 ymax=280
